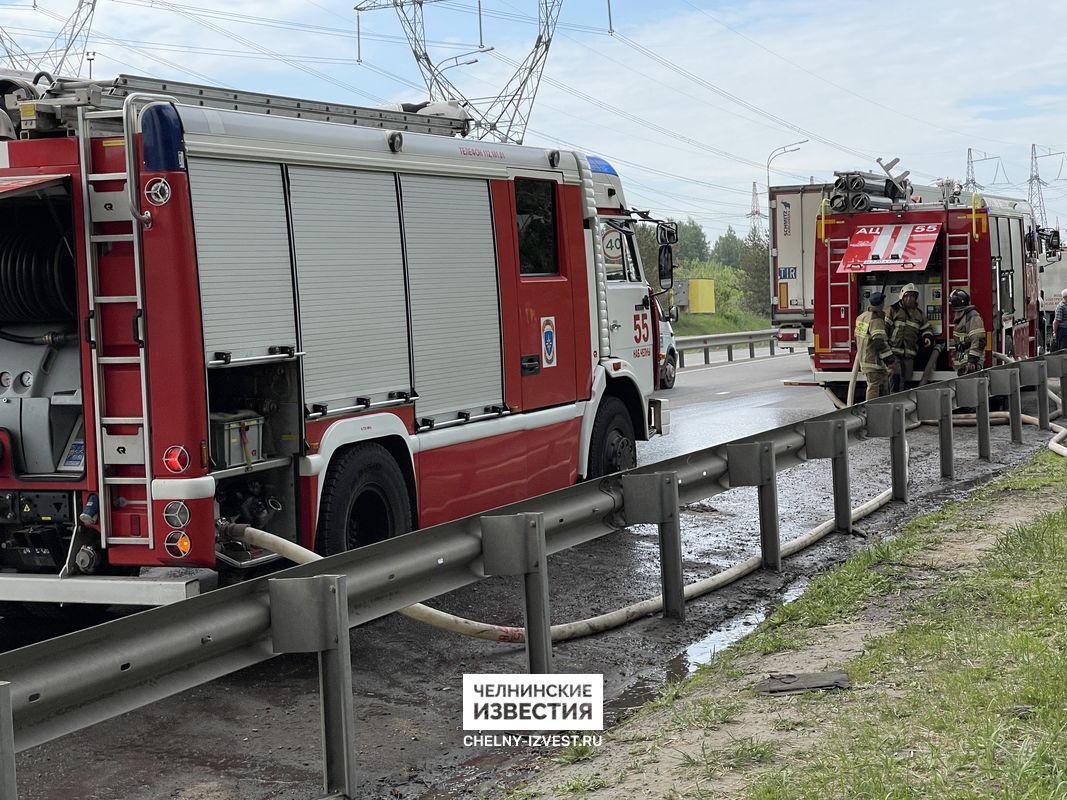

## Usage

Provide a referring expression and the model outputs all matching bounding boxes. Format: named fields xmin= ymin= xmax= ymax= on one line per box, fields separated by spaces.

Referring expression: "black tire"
xmin=587 ymin=396 xmax=637 ymax=478
xmin=316 ymin=443 xmax=413 ymax=555
xmin=661 ymin=351 xmax=677 ymax=389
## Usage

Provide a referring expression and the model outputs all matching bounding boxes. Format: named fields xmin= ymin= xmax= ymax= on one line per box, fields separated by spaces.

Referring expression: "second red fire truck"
xmin=807 ymin=170 xmax=1047 ymax=401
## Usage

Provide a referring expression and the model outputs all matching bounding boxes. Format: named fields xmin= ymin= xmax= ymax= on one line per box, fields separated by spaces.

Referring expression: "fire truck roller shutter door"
xmin=288 ymin=167 xmax=411 ymax=408
xmin=186 ymin=159 xmax=297 ymax=361
xmin=400 ymin=175 xmax=503 ymax=422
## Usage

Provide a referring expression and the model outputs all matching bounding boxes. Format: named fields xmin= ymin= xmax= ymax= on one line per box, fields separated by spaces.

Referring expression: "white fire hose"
xmin=221 ymin=488 xmax=893 ymax=645
xmin=223 ymin=384 xmax=1067 ymax=645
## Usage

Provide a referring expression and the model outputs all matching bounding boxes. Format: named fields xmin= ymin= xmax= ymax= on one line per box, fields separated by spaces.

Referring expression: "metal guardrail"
xmin=1 ymin=354 xmax=1066 ymax=799
xmin=676 ymin=329 xmax=778 ymax=368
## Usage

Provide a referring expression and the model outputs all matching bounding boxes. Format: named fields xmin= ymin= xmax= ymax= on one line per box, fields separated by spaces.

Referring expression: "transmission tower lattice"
xmin=356 ymin=0 xmax=563 ymax=144
xmin=0 ymin=0 xmax=97 ymax=77
xmin=1030 ymin=144 xmax=1049 ymax=228
xmin=746 ymin=181 xmax=766 ymax=236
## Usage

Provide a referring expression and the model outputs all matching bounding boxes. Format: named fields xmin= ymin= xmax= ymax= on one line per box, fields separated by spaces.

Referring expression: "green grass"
xmin=670 ymin=697 xmax=742 ymax=730
xmin=672 ymin=310 xmax=770 ymax=337
xmin=678 ymin=736 xmax=779 ymax=780
xmin=552 ymin=741 xmax=598 ymax=765
xmin=742 ymin=471 xmax=1067 ymax=799
xmin=553 ymin=774 xmax=609 ymax=794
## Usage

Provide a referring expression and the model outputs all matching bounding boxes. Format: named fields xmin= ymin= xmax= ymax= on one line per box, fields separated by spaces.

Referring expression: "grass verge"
xmin=743 ymin=450 xmax=1067 ymax=798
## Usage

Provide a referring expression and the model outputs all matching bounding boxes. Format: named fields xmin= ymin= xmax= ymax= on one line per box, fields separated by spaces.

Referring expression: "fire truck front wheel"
xmin=316 ymin=443 xmax=413 ymax=554
xmin=588 ymin=396 xmax=637 ymax=478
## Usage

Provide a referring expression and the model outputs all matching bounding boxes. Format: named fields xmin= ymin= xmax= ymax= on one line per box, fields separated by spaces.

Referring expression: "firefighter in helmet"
xmin=855 ymin=292 xmax=896 ymax=400
xmin=887 ymin=283 xmax=934 ymax=388
xmin=950 ymin=289 xmax=986 ymax=375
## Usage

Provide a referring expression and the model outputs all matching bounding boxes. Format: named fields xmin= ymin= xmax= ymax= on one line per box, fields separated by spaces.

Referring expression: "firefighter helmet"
xmin=900 ymin=283 xmax=919 ymax=297
xmin=949 ymin=289 xmax=971 ymax=308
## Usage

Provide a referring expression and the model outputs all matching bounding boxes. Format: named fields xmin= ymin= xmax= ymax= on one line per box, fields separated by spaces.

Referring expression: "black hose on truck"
xmin=0 ymin=227 xmax=78 ymax=346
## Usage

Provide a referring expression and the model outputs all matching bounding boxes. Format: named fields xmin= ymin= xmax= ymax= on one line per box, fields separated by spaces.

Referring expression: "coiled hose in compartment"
xmin=0 ymin=228 xmax=76 ymax=325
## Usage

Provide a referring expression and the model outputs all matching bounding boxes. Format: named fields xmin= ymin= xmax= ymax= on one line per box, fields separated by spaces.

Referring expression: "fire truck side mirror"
xmin=657 ymin=245 xmax=674 ymax=291
xmin=656 ymin=221 xmax=679 ymax=246
xmin=668 ymin=304 xmax=679 ymax=323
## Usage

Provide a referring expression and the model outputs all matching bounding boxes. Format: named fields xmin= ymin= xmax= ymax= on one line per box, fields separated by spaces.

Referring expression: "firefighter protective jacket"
xmin=887 ymin=302 xmax=932 ymax=359
xmin=855 ymin=307 xmax=894 ymax=373
xmin=952 ymin=306 xmax=986 ymax=370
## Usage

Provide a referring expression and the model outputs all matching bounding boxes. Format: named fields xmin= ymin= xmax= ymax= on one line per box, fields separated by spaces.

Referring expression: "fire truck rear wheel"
xmin=316 ymin=443 xmax=413 ymax=554
xmin=588 ymin=396 xmax=637 ymax=478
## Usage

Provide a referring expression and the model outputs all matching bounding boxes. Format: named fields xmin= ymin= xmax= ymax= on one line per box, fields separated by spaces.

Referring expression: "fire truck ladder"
xmin=75 ymin=94 xmax=167 ymax=550
xmin=946 ymin=231 xmax=972 ymax=291
xmin=10 ymin=72 xmax=472 ymax=138
xmin=826 ymin=236 xmax=853 ymax=352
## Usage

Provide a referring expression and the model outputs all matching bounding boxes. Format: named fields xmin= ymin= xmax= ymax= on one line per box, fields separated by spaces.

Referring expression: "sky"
xmin=2 ymin=0 xmax=1066 ymax=241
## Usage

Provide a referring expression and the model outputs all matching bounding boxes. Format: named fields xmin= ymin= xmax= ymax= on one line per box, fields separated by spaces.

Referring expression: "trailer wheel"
xmin=588 ymin=396 xmax=637 ymax=478
xmin=661 ymin=352 xmax=677 ymax=389
xmin=316 ymin=443 xmax=412 ymax=555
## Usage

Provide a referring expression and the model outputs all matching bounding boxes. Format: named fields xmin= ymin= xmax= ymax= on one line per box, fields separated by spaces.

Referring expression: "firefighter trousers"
xmin=863 ymin=369 xmax=890 ymax=401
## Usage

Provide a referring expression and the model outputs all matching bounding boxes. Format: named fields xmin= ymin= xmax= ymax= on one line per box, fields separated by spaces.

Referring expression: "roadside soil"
xmin=497 ymin=456 xmax=1057 ymax=799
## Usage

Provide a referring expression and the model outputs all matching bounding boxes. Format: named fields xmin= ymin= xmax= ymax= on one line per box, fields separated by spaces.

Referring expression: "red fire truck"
xmin=0 ymin=72 xmax=672 ymax=606
xmin=811 ymin=172 xmax=1042 ymax=401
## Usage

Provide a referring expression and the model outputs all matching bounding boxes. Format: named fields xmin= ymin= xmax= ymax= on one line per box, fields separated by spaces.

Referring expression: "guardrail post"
xmin=917 ymin=387 xmax=955 ymax=479
xmin=956 ymin=376 xmax=991 ymax=460
xmin=622 ymin=472 xmax=684 ymax=620
xmin=769 ymin=338 xmax=776 ymax=357
xmin=748 ymin=341 xmax=756 ymax=359
xmin=726 ymin=442 xmax=780 ymax=571
xmin=1045 ymin=354 xmax=1067 ymax=414
xmin=725 ymin=344 xmax=733 ymax=362
xmin=678 ymin=349 xmax=686 ymax=369
xmin=865 ymin=402 xmax=909 ymax=501
xmin=268 ymin=575 xmax=357 ymax=800
xmin=1020 ymin=361 xmax=1050 ymax=431
xmin=0 ymin=683 xmax=15 ymax=800
xmin=482 ymin=513 xmax=552 ymax=674
xmin=990 ymin=367 xmax=1023 ymax=443
xmin=803 ymin=419 xmax=852 ymax=535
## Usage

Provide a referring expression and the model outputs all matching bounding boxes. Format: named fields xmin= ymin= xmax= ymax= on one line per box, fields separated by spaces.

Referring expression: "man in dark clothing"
xmin=950 ymin=289 xmax=986 ymax=375
xmin=1054 ymin=288 xmax=1067 ymax=352
xmin=855 ymin=292 xmax=896 ymax=400
xmin=887 ymin=282 xmax=934 ymax=387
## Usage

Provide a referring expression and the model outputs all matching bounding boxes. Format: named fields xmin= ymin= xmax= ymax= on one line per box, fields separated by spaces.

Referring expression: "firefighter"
xmin=950 ymin=289 xmax=986 ymax=375
xmin=855 ymin=292 xmax=896 ymax=400
xmin=887 ymin=283 xmax=934 ymax=388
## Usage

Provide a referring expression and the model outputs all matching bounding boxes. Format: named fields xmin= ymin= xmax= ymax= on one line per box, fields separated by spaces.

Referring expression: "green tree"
xmin=675 ymin=217 xmax=710 ymax=266
xmin=634 ymin=222 xmax=658 ymax=275
xmin=710 ymin=226 xmax=743 ymax=269
xmin=738 ymin=227 xmax=771 ymax=316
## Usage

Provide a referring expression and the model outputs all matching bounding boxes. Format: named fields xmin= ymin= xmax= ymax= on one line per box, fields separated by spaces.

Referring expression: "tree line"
xmin=636 ymin=219 xmax=770 ymax=318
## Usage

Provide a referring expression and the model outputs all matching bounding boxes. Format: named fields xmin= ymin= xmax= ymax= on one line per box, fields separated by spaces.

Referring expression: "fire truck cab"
xmin=0 ymin=72 xmax=672 ymax=606
xmin=812 ymin=174 xmax=1040 ymax=400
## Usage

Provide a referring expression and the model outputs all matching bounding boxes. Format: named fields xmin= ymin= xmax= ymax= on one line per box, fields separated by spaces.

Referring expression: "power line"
xmin=608 ymin=31 xmax=878 ymax=166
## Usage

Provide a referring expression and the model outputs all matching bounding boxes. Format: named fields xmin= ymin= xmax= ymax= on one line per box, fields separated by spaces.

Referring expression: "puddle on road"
xmin=605 ymin=576 xmax=809 ymax=722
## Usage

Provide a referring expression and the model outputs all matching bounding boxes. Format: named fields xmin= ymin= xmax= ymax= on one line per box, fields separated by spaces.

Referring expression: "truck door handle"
xmin=520 ymin=355 xmax=541 ymax=376
xmin=610 ymin=321 xmax=622 ymax=331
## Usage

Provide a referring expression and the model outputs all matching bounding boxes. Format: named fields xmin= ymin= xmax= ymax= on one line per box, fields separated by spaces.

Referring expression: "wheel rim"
xmin=605 ymin=427 xmax=636 ymax=473
xmin=664 ymin=358 xmax=676 ymax=385
xmin=345 ymin=485 xmax=393 ymax=549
